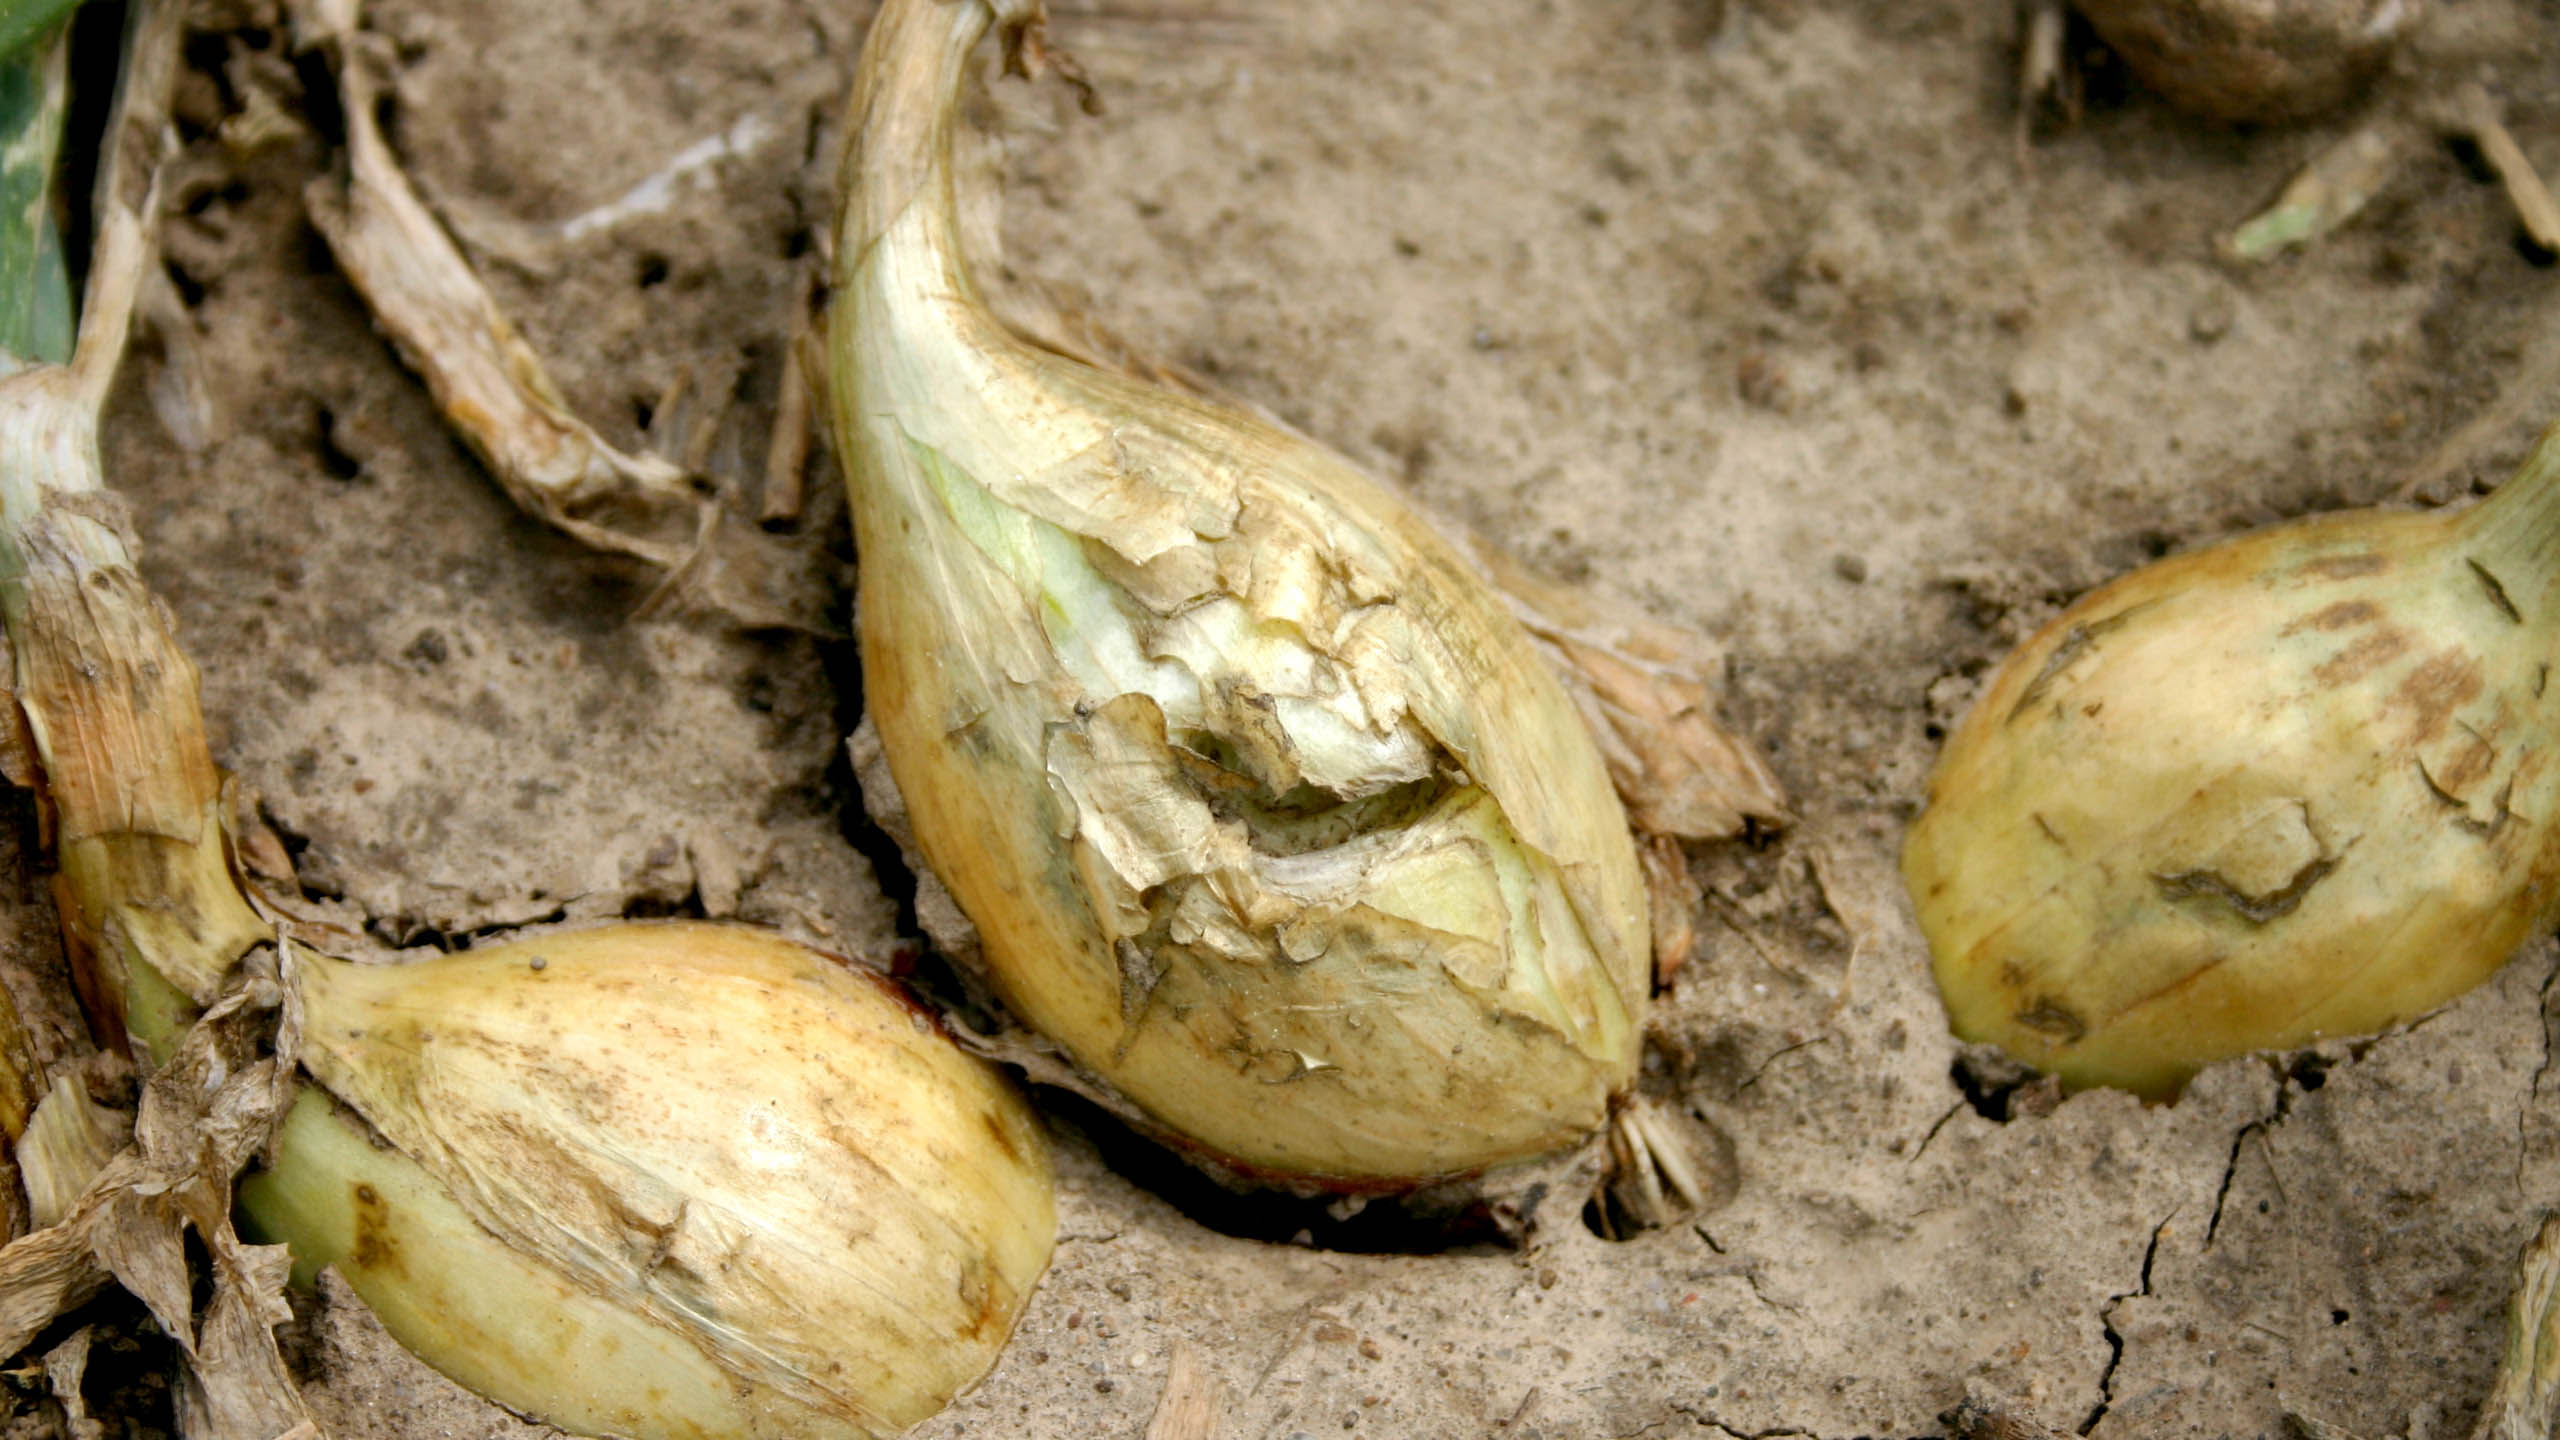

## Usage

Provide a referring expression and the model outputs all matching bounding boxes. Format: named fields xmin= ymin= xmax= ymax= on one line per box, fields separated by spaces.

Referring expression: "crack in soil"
xmin=2202 ymin=1116 xmax=2256 ymax=1252
xmin=2516 ymin=953 xmax=2560 ymax=1195
xmin=1740 ymin=1268 xmax=1798 ymax=1314
xmin=1736 ymin=1036 xmax=1827 ymax=1092
xmin=1668 ymin=1403 xmax=1813 ymax=1439
xmin=1726 ymin=1258 xmax=1801 ymax=1315
xmin=1908 ymin=1097 xmax=1966 ymax=1164
xmin=1689 ymin=1228 xmax=1799 ymax=1314
xmin=2205 ymin=1063 xmax=2311 ymax=1249
xmin=2077 ymin=1210 xmax=2172 ymax=1435
xmin=2533 ymin=957 xmax=2559 ymax=1099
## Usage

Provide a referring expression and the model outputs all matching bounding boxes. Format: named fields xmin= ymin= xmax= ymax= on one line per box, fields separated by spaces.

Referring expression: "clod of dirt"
xmin=2076 ymin=0 xmax=2424 ymax=123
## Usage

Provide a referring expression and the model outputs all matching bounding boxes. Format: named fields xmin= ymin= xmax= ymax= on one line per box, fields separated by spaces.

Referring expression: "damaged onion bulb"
xmin=827 ymin=0 xmax=1650 ymax=1185
xmin=240 ymin=924 xmax=1055 ymax=1440
xmin=1905 ymin=425 xmax=2560 ymax=1097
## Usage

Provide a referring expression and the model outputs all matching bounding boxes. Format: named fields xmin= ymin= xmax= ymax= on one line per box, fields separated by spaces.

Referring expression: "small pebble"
xmin=1832 ymin=554 xmax=1869 ymax=583
xmin=2189 ymin=291 xmax=2236 ymax=344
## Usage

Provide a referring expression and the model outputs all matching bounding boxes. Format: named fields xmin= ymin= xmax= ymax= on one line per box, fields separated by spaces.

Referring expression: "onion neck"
xmin=0 ymin=365 xmax=267 ymax=1061
xmin=2459 ymin=420 xmax=2560 ymax=632
xmin=835 ymin=0 xmax=994 ymax=305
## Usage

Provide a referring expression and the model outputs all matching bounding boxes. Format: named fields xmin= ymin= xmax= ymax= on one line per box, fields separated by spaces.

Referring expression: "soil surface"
xmin=23 ymin=0 xmax=2560 ymax=1436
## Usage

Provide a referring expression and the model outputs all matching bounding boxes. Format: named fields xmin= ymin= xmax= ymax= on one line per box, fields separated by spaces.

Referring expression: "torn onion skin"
xmin=827 ymin=0 xmax=1649 ymax=1185
xmin=1906 ymin=425 xmax=2560 ymax=1097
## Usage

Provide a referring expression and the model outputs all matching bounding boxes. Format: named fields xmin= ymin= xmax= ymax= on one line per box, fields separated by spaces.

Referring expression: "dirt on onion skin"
xmin=17 ymin=0 xmax=2560 ymax=1436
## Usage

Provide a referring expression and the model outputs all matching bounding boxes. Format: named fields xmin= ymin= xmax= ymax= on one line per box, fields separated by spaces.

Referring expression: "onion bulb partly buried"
xmin=1906 ymin=425 xmax=2560 ymax=1098
xmin=827 ymin=0 xmax=1649 ymax=1186
xmin=239 ymin=923 xmax=1055 ymax=1440
xmin=2075 ymin=0 xmax=2424 ymax=124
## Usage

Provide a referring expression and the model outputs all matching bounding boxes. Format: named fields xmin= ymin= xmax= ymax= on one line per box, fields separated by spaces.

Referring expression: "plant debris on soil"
xmin=12 ymin=0 xmax=2560 ymax=1436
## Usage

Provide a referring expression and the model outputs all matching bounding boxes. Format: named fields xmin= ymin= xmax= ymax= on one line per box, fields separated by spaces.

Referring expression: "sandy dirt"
xmin=20 ymin=0 xmax=2560 ymax=1435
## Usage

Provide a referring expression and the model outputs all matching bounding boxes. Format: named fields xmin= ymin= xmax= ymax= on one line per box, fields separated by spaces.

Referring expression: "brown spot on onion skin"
xmin=2311 ymin=625 xmax=2412 ymax=687
xmin=2283 ymin=599 xmax=2378 ymax=635
xmin=2391 ymin=650 xmax=2488 ymax=746
xmin=958 ymin=1263 xmax=1005 ymax=1344
xmin=981 ymin=1109 xmax=1022 ymax=1165
xmin=2428 ymin=730 xmax=2501 ymax=797
xmin=350 ymin=1182 xmax=402 ymax=1276
xmin=2014 ymin=1001 xmax=2086 ymax=1044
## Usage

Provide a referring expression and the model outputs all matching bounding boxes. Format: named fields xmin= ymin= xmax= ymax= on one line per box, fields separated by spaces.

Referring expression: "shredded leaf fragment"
xmin=20 ymin=1072 xmax=126 ymax=1229
xmin=1142 ymin=1341 xmax=1220 ymax=1440
xmin=288 ymin=0 xmax=821 ymax=629
xmin=2453 ymin=82 xmax=2560 ymax=256
xmin=0 ymin=966 xmax=313 ymax=1440
xmin=2224 ymin=126 xmax=2405 ymax=264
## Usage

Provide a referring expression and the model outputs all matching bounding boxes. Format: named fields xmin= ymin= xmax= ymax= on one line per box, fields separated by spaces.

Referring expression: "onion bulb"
xmin=1906 ymin=425 xmax=2560 ymax=1097
xmin=240 ymin=922 xmax=1055 ymax=1440
xmin=2075 ymin=0 xmax=2423 ymax=125
xmin=827 ymin=0 xmax=1649 ymax=1185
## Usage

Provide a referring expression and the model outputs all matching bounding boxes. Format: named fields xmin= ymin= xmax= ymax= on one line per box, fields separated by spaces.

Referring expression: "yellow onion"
xmin=1906 ymin=425 xmax=2560 ymax=1097
xmin=240 ymin=922 xmax=1055 ymax=1440
xmin=827 ymin=0 xmax=1649 ymax=1185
